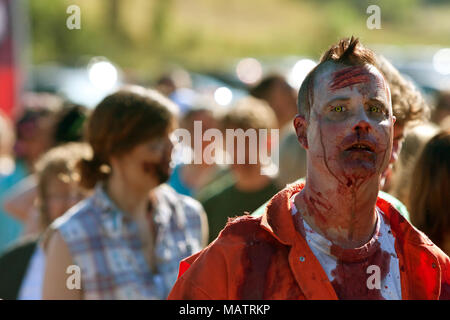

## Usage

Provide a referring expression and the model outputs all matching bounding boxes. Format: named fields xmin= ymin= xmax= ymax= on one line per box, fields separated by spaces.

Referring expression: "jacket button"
xmin=432 ymin=263 xmax=437 ymax=268
xmin=299 ymin=256 xmax=305 ymax=262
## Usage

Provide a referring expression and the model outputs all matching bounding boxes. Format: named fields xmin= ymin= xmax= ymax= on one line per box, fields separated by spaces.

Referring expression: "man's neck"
xmin=294 ymin=171 xmax=380 ymax=249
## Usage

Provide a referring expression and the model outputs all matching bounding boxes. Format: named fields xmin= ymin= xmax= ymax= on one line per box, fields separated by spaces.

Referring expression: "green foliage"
xmin=28 ymin=0 xmax=450 ymax=77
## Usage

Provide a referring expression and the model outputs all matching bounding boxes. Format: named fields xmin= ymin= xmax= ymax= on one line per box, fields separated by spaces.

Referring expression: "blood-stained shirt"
xmin=290 ymin=193 xmax=402 ymax=299
xmin=168 ymin=182 xmax=450 ymax=300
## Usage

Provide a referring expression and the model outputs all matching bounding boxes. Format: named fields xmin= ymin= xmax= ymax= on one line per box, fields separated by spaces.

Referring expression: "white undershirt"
xmin=290 ymin=193 xmax=402 ymax=300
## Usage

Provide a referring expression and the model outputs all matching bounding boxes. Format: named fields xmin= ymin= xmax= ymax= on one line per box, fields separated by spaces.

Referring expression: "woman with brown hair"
xmin=409 ymin=130 xmax=450 ymax=255
xmin=42 ymin=86 xmax=208 ymax=300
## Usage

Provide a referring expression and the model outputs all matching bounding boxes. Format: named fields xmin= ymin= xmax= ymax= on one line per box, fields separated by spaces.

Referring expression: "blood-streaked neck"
xmin=295 ymin=164 xmax=380 ymax=249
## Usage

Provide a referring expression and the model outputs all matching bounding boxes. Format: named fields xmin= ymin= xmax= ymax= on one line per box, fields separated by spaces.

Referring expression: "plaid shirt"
xmin=51 ymin=183 xmax=204 ymax=299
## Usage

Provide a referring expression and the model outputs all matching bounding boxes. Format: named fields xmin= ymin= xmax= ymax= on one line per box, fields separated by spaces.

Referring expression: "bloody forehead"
xmin=328 ymin=65 xmax=375 ymax=92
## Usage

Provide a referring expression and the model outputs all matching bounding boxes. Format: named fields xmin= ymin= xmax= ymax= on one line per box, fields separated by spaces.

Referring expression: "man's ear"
xmin=293 ymin=115 xmax=308 ymax=149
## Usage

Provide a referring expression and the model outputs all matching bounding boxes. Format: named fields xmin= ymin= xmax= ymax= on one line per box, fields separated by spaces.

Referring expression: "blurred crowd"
xmin=0 ymin=49 xmax=449 ymax=299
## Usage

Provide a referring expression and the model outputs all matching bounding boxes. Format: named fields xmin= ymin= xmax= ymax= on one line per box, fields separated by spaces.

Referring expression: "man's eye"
xmin=369 ymin=106 xmax=381 ymax=113
xmin=332 ymin=106 xmax=345 ymax=112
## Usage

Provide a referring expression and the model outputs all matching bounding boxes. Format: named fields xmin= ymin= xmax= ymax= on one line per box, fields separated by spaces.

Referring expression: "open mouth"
xmin=345 ymin=143 xmax=375 ymax=152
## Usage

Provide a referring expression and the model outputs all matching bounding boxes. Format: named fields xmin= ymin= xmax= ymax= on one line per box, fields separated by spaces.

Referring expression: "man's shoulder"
xmin=378 ymin=190 xmax=410 ymax=221
xmin=170 ymin=214 xmax=280 ymax=299
xmin=377 ymin=196 xmax=450 ymax=263
xmin=198 ymin=214 xmax=282 ymax=266
xmin=217 ymin=214 xmax=265 ymax=240
xmin=377 ymin=197 xmax=450 ymax=299
xmin=188 ymin=215 xmax=270 ymax=263
xmin=377 ymin=196 xmax=424 ymax=241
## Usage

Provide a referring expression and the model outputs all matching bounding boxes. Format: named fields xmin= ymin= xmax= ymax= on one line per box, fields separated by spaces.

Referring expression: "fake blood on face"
xmin=329 ymin=66 xmax=372 ymax=92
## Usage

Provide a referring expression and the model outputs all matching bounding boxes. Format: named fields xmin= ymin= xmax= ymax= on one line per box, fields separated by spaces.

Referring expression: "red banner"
xmin=0 ymin=0 xmax=17 ymax=119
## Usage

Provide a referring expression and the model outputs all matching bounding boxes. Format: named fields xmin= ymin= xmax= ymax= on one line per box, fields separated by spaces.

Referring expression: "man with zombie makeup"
xmin=263 ymin=53 xmax=430 ymax=220
xmin=168 ymin=37 xmax=450 ymax=300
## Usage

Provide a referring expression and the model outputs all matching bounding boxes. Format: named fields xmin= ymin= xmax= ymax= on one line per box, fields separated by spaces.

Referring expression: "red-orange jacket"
xmin=168 ymin=183 xmax=450 ymax=300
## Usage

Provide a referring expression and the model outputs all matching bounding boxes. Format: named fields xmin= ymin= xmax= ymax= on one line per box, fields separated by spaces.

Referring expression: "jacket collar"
xmin=260 ymin=182 xmax=441 ymax=300
xmin=261 ymin=182 xmax=338 ymax=299
xmin=260 ymin=182 xmax=304 ymax=246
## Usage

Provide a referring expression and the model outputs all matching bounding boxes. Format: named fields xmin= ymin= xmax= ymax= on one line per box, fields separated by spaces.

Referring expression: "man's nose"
xmin=352 ymin=108 xmax=372 ymax=134
xmin=353 ymin=120 xmax=371 ymax=134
